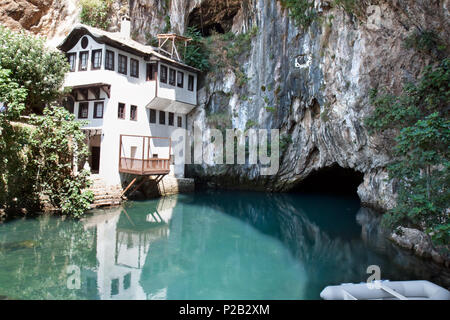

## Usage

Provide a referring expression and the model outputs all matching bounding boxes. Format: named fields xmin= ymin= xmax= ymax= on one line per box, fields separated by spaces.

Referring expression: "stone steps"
xmin=88 ymin=176 xmax=123 ymax=209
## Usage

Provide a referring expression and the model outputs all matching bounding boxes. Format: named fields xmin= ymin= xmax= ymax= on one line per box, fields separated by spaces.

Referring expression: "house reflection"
xmin=81 ymin=196 xmax=179 ymax=300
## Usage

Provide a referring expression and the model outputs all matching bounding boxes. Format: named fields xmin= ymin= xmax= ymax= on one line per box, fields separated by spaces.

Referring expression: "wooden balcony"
xmin=119 ymin=135 xmax=171 ymax=176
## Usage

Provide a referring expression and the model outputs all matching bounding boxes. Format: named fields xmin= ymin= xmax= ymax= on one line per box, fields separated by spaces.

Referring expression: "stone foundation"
xmin=128 ymin=176 xmax=195 ymax=200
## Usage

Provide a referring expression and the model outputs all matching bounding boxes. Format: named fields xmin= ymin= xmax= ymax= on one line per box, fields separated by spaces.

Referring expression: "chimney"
xmin=120 ymin=16 xmax=131 ymax=38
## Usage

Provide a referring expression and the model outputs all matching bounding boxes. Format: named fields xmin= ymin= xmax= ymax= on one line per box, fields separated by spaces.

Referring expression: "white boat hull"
xmin=320 ymin=280 xmax=450 ymax=300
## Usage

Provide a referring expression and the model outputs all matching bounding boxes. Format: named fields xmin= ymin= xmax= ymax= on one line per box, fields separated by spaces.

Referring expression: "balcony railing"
xmin=119 ymin=135 xmax=171 ymax=175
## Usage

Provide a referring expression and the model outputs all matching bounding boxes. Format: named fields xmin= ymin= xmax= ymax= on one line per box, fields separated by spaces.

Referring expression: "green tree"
xmin=0 ymin=26 xmax=69 ymax=114
xmin=366 ymin=58 xmax=450 ymax=245
xmin=0 ymin=67 xmax=38 ymax=211
xmin=0 ymin=27 xmax=93 ymax=217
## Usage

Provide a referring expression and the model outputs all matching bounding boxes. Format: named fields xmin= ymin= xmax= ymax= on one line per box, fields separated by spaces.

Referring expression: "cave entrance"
xmin=187 ymin=1 xmax=241 ymax=36
xmin=292 ymin=165 xmax=364 ymax=197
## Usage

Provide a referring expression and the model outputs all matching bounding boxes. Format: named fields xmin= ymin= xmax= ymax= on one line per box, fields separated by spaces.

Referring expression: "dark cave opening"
xmin=291 ymin=165 xmax=364 ymax=197
xmin=187 ymin=1 xmax=241 ymax=37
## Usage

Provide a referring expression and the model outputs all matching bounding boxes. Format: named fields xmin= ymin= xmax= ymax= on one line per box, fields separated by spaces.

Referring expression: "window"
xmin=78 ymin=102 xmax=89 ymax=119
xmin=105 ymin=50 xmax=115 ymax=70
xmin=118 ymin=54 xmax=127 ymax=75
xmin=111 ymin=278 xmax=119 ymax=296
xmin=118 ymin=103 xmax=125 ymax=119
xmin=188 ymin=75 xmax=194 ymax=91
xmin=124 ymin=273 xmax=131 ymax=290
xmin=67 ymin=53 xmax=76 ymax=72
xmin=79 ymin=51 xmax=89 ymax=71
xmin=152 ymin=154 xmax=158 ymax=159
xmin=149 ymin=109 xmax=156 ymax=123
xmin=146 ymin=63 xmax=157 ymax=81
xmin=130 ymin=58 xmax=139 ymax=78
xmin=177 ymin=71 xmax=184 ymax=88
xmin=94 ymin=102 xmax=103 ymax=118
xmin=169 ymin=68 xmax=176 ymax=86
xmin=130 ymin=105 xmax=137 ymax=121
xmin=91 ymin=49 xmax=102 ymax=70
xmin=159 ymin=111 xmax=165 ymax=125
xmin=177 ymin=116 xmax=182 ymax=128
xmin=81 ymin=36 xmax=89 ymax=49
xmin=168 ymin=112 xmax=174 ymax=126
xmin=160 ymin=65 xmax=167 ymax=83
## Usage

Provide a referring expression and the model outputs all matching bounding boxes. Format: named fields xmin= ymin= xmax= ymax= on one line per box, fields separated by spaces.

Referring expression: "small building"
xmin=57 ymin=18 xmax=199 ymax=189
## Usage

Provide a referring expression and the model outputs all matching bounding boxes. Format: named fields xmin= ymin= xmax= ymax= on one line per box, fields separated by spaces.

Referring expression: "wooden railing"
xmin=119 ymin=135 xmax=171 ymax=175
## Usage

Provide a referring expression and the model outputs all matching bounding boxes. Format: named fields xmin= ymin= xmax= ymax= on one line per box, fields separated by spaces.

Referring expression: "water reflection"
xmin=81 ymin=197 xmax=177 ymax=299
xmin=0 ymin=191 xmax=447 ymax=300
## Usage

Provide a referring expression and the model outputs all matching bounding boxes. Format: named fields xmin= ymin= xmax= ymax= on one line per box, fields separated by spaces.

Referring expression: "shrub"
xmin=404 ymin=29 xmax=448 ymax=59
xmin=0 ymin=27 xmax=93 ymax=217
xmin=79 ymin=0 xmax=113 ymax=30
xmin=366 ymin=58 xmax=450 ymax=245
xmin=0 ymin=26 xmax=69 ymax=114
xmin=29 ymin=107 xmax=94 ymax=218
xmin=280 ymin=0 xmax=317 ymax=29
xmin=183 ymin=27 xmax=210 ymax=72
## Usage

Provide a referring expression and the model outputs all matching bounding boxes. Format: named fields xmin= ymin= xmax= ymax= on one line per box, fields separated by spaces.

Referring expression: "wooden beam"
xmin=121 ymin=177 xmax=137 ymax=198
xmin=101 ymin=85 xmax=111 ymax=98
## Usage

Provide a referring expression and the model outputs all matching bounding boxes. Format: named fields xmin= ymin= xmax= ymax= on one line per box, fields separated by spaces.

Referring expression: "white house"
xmin=57 ymin=18 xmax=199 ymax=187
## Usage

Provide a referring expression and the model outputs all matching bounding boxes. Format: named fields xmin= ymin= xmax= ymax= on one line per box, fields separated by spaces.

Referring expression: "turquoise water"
xmin=0 ymin=191 xmax=441 ymax=300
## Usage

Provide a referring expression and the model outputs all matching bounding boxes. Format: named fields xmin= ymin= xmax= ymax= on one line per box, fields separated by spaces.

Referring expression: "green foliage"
xmin=0 ymin=67 xmax=37 ymax=211
xmin=163 ymin=15 xmax=172 ymax=33
xmin=205 ymin=26 xmax=258 ymax=83
xmin=366 ymin=59 xmax=450 ymax=245
xmin=79 ymin=0 xmax=113 ymax=30
xmin=29 ymin=107 xmax=94 ymax=218
xmin=280 ymin=0 xmax=317 ymax=29
xmin=404 ymin=29 xmax=448 ymax=59
xmin=183 ymin=27 xmax=210 ymax=72
xmin=245 ymin=120 xmax=257 ymax=131
xmin=280 ymin=134 xmax=293 ymax=154
xmin=333 ymin=0 xmax=358 ymax=16
xmin=225 ymin=26 xmax=258 ymax=61
xmin=366 ymin=59 xmax=450 ymax=133
xmin=0 ymin=26 xmax=69 ymax=114
xmin=0 ymin=68 xmax=27 ymax=121
xmin=145 ymin=33 xmax=159 ymax=47
xmin=0 ymin=28 xmax=93 ymax=218
xmin=265 ymin=106 xmax=276 ymax=114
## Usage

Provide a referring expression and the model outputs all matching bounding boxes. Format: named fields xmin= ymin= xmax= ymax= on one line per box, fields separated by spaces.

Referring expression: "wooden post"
xmin=141 ymin=136 xmax=145 ymax=175
xmin=147 ymin=136 xmax=150 ymax=168
xmin=121 ymin=177 xmax=137 ymax=198
xmin=169 ymin=137 xmax=172 ymax=170
xmin=119 ymin=134 xmax=122 ymax=171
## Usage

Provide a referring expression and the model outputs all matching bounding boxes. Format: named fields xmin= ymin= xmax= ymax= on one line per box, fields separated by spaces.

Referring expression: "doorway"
xmin=91 ymin=146 xmax=101 ymax=173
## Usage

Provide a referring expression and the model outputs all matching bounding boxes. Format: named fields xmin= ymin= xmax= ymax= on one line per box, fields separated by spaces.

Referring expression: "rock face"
xmin=390 ymin=227 xmax=450 ymax=266
xmin=0 ymin=0 xmax=80 ymax=42
xmin=182 ymin=0 xmax=449 ymax=212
